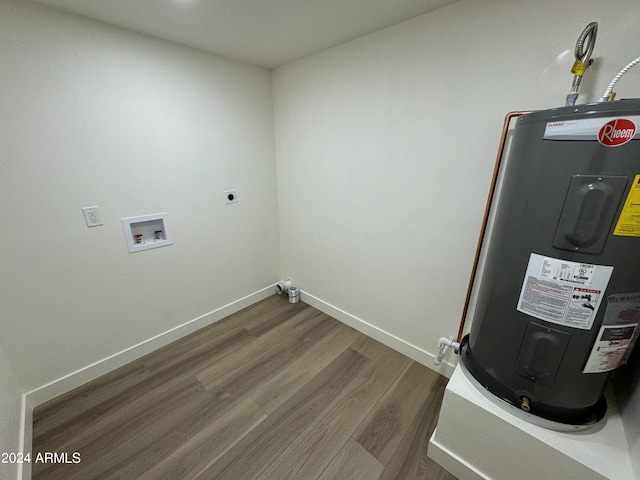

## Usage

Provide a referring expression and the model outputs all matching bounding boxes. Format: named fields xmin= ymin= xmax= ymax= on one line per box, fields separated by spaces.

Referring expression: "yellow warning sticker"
xmin=614 ymin=174 xmax=640 ymax=236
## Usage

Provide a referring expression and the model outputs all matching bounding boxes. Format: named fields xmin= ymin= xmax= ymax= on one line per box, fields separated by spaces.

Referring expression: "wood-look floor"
xmin=32 ymin=295 xmax=457 ymax=480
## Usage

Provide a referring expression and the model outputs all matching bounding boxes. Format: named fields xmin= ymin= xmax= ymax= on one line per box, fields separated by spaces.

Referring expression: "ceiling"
xmin=30 ymin=0 xmax=459 ymax=68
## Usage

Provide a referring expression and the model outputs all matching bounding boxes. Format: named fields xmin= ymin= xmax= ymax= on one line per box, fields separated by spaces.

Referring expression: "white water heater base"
xmin=428 ymin=365 xmax=634 ymax=480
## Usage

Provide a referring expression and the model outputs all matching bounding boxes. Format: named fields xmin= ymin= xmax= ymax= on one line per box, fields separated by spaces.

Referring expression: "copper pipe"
xmin=456 ymin=110 xmax=535 ymax=344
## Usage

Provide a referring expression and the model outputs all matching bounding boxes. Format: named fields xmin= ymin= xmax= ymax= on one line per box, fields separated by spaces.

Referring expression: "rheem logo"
xmin=598 ymin=118 xmax=636 ymax=147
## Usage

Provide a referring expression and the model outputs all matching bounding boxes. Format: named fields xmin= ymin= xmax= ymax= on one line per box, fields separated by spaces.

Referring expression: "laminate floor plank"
xmin=130 ymin=396 xmax=266 ymax=480
xmin=34 ymin=370 xmax=193 ymax=455
xmin=192 ymin=348 xmax=371 ymax=480
xmin=378 ymin=375 xmax=457 ymax=480
xmin=32 ymin=361 xmax=152 ymax=439
xmin=258 ymin=347 xmax=411 ymax=480
xmin=141 ymin=324 xmax=252 ymax=374
xmin=354 ymin=361 xmax=442 ymax=465
xmin=34 ymin=377 xmax=206 ymax=479
xmin=82 ymin=385 xmax=236 ymax=480
xmin=287 ymin=311 xmax=343 ymax=356
xmin=140 ymin=299 xmax=259 ymax=366
xmin=194 ymin=306 xmax=326 ymax=390
xmin=316 ymin=438 xmax=385 ymax=480
xmin=250 ymin=323 xmax=361 ymax=414
xmin=74 ymin=389 xmax=214 ymax=480
xmin=235 ymin=295 xmax=307 ymax=336
xmin=143 ymin=296 xmax=299 ymax=375
xmin=32 ymin=324 xmax=251 ymax=441
xmin=32 ymin=295 xmax=457 ymax=480
xmin=87 ymin=328 xmax=324 ymax=478
xmin=350 ymin=334 xmax=391 ymax=360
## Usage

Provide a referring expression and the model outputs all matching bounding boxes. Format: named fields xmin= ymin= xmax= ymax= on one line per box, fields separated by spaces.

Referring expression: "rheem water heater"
xmin=461 ymin=99 xmax=640 ymax=428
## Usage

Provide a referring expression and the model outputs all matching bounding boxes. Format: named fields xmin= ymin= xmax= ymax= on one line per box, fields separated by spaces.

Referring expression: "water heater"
xmin=461 ymin=99 xmax=640 ymax=429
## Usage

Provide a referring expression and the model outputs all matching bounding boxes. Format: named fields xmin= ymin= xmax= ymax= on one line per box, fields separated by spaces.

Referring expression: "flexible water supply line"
xmin=565 ymin=22 xmax=598 ymax=106
xmin=434 ymin=337 xmax=461 ymax=366
xmin=600 ymin=55 xmax=640 ymax=102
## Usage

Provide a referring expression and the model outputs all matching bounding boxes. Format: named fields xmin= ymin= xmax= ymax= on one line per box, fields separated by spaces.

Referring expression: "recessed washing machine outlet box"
xmin=122 ymin=213 xmax=173 ymax=253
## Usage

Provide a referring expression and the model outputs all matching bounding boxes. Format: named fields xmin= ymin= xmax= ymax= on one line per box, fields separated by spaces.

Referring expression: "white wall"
xmin=0 ymin=0 xmax=280 ymax=397
xmin=273 ymin=0 xmax=640 ymax=472
xmin=273 ymin=0 xmax=640 ymax=365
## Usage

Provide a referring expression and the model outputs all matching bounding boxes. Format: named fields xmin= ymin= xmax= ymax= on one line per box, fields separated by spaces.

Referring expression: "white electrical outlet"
xmin=82 ymin=206 xmax=103 ymax=227
xmin=224 ymin=190 xmax=238 ymax=204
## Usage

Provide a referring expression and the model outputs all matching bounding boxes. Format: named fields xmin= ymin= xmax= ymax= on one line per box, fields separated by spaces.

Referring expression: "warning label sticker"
xmin=614 ymin=174 xmax=640 ymax=237
xmin=583 ymin=324 xmax=638 ymax=373
xmin=517 ymin=254 xmax=613 ymax=330
xmin=583 ymin=292 xmax=640 ymax=373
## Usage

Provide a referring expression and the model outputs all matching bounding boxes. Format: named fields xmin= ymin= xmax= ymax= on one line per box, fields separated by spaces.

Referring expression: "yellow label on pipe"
xmin=571 ymin=60 xmax=589 ymax=75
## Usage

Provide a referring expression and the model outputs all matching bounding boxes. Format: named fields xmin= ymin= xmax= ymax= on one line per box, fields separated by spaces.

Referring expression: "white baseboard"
xmin=19 ymin=285 xmax=275 ymax=479
xmin=17 ymin=395 xmax=32 ymax=480
xmin=300 ymin=290 xmax=457 ymax=378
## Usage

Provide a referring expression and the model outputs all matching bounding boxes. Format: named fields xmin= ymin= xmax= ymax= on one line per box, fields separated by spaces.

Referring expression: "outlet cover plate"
xmin=82 ymin=206 xmax=103 ymax=227
xmin=224 ymin=190 xmax=238 ymax=204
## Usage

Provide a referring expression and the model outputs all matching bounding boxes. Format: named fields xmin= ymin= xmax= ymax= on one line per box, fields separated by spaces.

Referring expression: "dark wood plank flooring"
xmin=32 ymin=295 xmax=457 ymax=480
